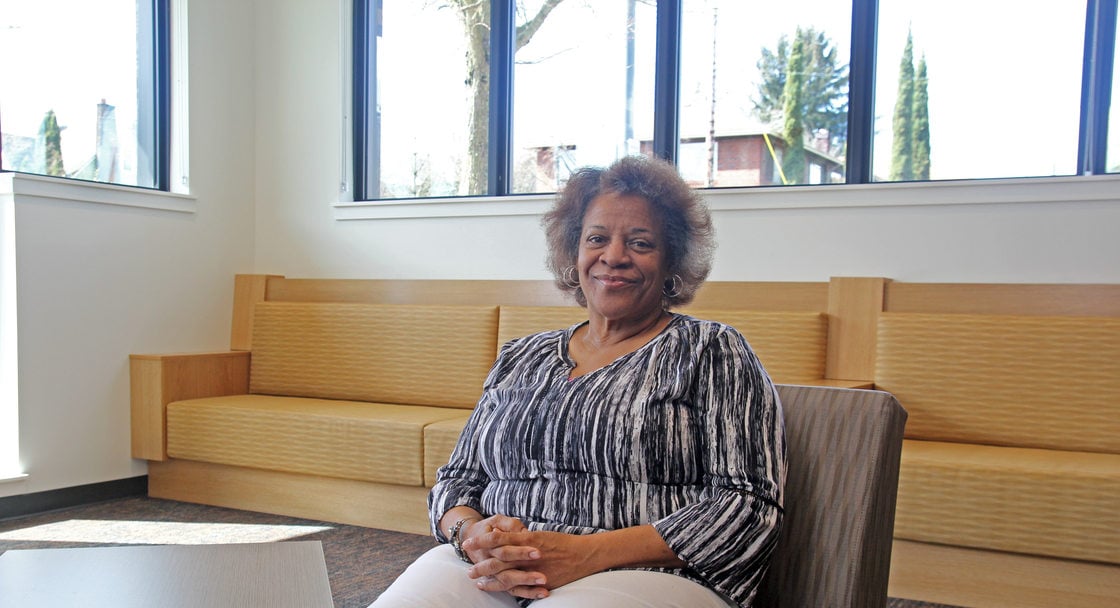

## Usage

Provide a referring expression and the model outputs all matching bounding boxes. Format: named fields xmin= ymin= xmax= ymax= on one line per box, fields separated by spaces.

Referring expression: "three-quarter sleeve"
xmin=652 ymin=325 xmax=786 ymax=605
xmin=426 ymin=348 xmax=509 ymax=541
xmin=426 ymin=403 xmax=491 ymax=541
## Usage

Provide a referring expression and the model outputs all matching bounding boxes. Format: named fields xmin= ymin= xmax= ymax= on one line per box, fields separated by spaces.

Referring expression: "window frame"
xmin=352 ymin=0 xmax=1119 ymax=201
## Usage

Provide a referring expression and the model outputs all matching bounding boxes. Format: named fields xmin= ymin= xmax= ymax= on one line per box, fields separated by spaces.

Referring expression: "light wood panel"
xmin=684 ymin=281 xmax=829 ymax=311
xmin=265 ymin=276 xmax=831 ymax=311
xmin=825 ymin=277 xmax=887 ymax=382
xmin=884 ymin=282 xmax=1120 ymax=316
xmin=231 ymin=274 xmax=282 ymax=350
xmin=130 ymin=352 xmax=250 ymax=460
xmin=267 ymin=277 xmax=569 ymax=306
xmin=889 ymin=539 xmax=1120 ymax=608
xmin=148 ymin=459 xmax=431 ymax=535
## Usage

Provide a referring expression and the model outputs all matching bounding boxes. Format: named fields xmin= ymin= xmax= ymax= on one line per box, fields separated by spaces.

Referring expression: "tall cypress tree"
xmin=40 ymin=110 xmax=65 ymax=177
xmin=911 ymin=54 xmax=930 ymax=180
xmin=890 ymin=31 xmax=915 ymax=180
xmin=781 ymin=30 xmax=808 ymax=184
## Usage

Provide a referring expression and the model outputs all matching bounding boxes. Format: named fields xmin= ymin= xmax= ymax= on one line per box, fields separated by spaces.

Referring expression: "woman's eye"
xmin=586 ymin=234 xmax=606 ymax=245
xmin=630 ymin=240 xmax=653 ymax=251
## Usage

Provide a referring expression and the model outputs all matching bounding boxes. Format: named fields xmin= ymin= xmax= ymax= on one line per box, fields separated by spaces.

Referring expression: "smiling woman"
xmin=373 ymin=157 xmax=784 ymax=608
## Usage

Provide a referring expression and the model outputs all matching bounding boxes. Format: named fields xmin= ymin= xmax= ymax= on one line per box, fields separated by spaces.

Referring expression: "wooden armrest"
xmin=130 ymin=351 xmax=251 ymax=460
xmin=781 ymin=378 xmax=876 ymax=389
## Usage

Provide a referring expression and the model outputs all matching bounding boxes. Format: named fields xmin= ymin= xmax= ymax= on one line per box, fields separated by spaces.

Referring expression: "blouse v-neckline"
xmin=561 ymin=313 xmax=681 ymax=381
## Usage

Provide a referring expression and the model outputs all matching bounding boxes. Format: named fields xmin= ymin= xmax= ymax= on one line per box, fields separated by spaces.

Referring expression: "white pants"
xmin=370 ymin=544 xmax=734 ymax=608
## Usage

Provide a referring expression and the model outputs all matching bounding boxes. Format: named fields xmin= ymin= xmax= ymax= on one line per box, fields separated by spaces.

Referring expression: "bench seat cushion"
xmin=423 ymin=415 xmax=472 ymax=487
xmin=895 ymin=439 xmax=1120 ymax=564
xmin=166 ymin=395 xmax=468 ymax=486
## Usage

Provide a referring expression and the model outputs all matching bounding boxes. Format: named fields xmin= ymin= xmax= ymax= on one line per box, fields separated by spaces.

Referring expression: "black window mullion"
xmin=489 ymin=0 xmax=515 ymax=196
xmin=1078 ymin=0 xmax=1117 ymax=175
xmin=352 ymin=0 xmax=380 ymax=201
xmin=652 ymin=0 xmax=682 ymax=164
xmin=137 ymin=0 xmax=171 ymax=190
xmin=846 ymin=0 xmax=878 ymax=184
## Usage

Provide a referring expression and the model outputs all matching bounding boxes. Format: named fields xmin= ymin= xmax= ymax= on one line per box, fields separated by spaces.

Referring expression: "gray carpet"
xmin=0 ymin=497 xmax=958 ymax=607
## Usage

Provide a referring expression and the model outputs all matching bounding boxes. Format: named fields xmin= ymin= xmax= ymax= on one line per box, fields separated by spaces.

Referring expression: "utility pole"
xmin=706 ymin=7 xmax=718 ymax=186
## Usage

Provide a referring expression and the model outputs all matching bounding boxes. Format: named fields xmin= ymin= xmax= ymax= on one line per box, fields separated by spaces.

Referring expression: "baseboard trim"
xmin=0 ymin=476 xmax=148 ymax=521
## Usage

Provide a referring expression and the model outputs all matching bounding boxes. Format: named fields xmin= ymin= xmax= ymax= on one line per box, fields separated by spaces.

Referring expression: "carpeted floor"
xmin=0 ymin=496 xmax=958 ymax=607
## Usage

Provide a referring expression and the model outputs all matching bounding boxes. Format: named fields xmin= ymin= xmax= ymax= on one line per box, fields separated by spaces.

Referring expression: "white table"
xmin=0 ymin=540 xmax=333 ymax=607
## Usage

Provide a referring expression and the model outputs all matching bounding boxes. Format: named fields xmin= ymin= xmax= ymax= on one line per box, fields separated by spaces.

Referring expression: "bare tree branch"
xmin=516 ymin=0 xmax=565 ymax=50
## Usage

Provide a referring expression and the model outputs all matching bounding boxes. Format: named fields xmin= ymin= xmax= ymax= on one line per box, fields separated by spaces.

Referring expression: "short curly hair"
xmin=541 ymin=155 xmax=715 ymax=308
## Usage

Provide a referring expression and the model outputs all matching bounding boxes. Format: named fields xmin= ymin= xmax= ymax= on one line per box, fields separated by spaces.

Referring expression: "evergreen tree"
xmin=911 ymin=54 xmax=930 ymax=180
xmin=754 ymin=27 xmax=849 ymax=155
xmin=40 ymin=110 xmax=65 ymax=177
xmin=781 ymin=32 xmax=808 ymax=183
xmin=890 ymin=30 xmax=915 ymax=180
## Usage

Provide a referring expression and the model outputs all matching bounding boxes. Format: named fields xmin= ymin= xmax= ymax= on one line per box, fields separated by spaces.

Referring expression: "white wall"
xmin=0 ymin=0 xmax=256 ymax=499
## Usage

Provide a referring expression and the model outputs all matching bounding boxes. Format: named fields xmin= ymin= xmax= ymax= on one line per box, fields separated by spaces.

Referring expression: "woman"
xmin=373 ymin=156 xmax=785 ymax=607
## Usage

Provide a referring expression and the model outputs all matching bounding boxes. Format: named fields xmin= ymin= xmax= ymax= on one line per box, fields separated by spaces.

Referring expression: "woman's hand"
xmin=465 ymin=524 xmax=686 ymax=599
xmin=464 ymin=530 xmax=600 ymax=599
xmin=459 ymin=513 xmax=530 ymax=564
xmin=457 ymin=515 xmax=550 ymax=599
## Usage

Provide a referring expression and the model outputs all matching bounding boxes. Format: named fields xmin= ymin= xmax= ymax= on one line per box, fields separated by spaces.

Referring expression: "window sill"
xmin=1 ymin=173 xmax=195 ymax=213
xmin=333 ymin=174 xmax=1120 ymax=220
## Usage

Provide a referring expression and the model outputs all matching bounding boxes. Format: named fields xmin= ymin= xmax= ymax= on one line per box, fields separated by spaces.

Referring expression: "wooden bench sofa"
xmin=130 ymin=274 xmax=1119 ymax=607
xmin=131 ymin=274 xmax=865 ymax=534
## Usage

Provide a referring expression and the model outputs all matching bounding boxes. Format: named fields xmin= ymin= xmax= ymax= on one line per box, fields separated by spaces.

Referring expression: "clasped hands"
xmin=459 ymin=513 xmax=597 ymax=601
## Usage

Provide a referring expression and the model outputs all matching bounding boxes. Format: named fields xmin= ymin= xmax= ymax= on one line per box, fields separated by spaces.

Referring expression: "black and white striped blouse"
xmin=429 ymin=313 xmax=786 ymax=606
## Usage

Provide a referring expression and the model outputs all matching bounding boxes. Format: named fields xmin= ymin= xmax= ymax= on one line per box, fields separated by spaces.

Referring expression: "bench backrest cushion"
xmin=875 ymin=313 xmax=1120 ymax=453
xmin=687 ymin=310 xmax=828 ymax=384
xmin=497 ymin=306 xmax=828 ymax=385
xmin=250 ymin=302 xmax=498 ymax=409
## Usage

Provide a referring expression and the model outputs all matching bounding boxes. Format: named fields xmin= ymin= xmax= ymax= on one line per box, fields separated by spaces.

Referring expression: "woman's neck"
xmin=581 ymin=307 xmax=669 ymax=350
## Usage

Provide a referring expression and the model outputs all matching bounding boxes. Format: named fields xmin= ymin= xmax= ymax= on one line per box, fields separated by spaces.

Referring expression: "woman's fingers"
xmin=472 ymin=568 xmax=548 ymax=594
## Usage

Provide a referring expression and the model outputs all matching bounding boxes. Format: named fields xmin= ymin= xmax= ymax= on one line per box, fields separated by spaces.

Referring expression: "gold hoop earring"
xmin=663 ymin=274 xmax=683 ymax=299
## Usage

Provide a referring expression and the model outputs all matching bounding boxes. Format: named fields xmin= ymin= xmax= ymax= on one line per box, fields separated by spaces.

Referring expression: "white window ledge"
xmin=1 ymin=173 xmax=195 ymax=213
xmin=334 ymin=174 xmax=1120 ymax=220
xmin=0 ymin=473 xmax=28 ymax=485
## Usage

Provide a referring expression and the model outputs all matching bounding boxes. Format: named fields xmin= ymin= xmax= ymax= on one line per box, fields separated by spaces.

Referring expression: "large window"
xmin=354 ymin=0 xmax=1118 ymax=200
xmin=874 ymin=1 xmax=1084 ymax=181
xmin=0 ymin=0 xmax=170 ymax=190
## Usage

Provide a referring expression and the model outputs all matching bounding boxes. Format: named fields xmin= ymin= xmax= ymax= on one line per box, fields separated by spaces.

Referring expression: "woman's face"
xmin=577 ymin=192 xmax=668 ymax=322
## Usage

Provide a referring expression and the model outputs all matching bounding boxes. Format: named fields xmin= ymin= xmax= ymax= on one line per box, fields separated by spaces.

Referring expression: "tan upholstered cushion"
xmin=895 ymin=439 xmax=1120 ymax=564
xmin=166 ymin=395 xmax=469 ymax=486
xmin=687 ymin=310 xmax=828 ymax=384
xmin=497 ymin=306 xmax=586 ymax=347
xmin=250 ymin=302 xmax=498 ymax=409
xmin=423 ymin=414 xmax=472 ymax=487
xmin=876 ymin=313 xmax=1120 ymax=453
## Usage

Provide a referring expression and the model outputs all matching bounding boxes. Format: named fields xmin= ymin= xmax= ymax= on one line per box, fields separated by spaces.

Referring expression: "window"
xmin=0 ymin=0 xmax=170 ymax=190
xmin=512 ymin=1 xmax=657 ymax=194
xmin=354 ymin=0 xmax=1118 ymax=200
xmin=679 ymin=1 xmax=851 ymax=187
xmin=874 ymin=1 xmax=1084 ymax=181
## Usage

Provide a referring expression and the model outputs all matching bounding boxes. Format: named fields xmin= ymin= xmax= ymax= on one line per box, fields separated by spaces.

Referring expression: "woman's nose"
xmin=601 ymin=241 xmax=630 ymax=266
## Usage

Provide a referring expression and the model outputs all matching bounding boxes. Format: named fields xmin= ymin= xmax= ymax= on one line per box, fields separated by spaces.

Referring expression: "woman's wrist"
xmin=448 ymin=516 xmax=480 ymax=563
